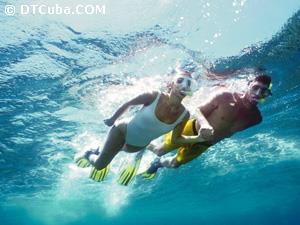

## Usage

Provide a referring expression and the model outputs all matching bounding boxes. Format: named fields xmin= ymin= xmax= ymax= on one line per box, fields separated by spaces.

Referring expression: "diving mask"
xmin=173 ymin=75 xmax=197 ymax=96
xmin=258 ymin=83 xmax=272 ymax=104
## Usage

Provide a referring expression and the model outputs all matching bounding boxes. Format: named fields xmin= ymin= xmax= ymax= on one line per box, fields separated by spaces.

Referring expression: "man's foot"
xmin=141 ymin=158 xmax=162 ymax=180
xmin=147 ymin=158 xmax=162 ymax=174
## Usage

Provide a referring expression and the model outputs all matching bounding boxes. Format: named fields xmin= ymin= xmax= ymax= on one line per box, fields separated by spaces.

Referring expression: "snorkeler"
xmin=75 ymin=68 xmax=210 ymax=185
xmin=142 ymin=73 xmax=272 ymax=178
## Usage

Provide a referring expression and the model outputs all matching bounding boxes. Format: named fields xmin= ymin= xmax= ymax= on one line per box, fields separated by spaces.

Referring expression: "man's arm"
xmin=104 ymin=92 xmax=157 ymax=126
xmin=197 ymin=92 xmax=233 ymax=139
xmin=195 ymin=107 xmax=215 ymax=140
xmin=198 ymin=94 xmax=219 ymax=118
xmin=196 ymin=94 xmax=219 ymax=129
xmin=195 ymin=107 xmax=213 ymax=130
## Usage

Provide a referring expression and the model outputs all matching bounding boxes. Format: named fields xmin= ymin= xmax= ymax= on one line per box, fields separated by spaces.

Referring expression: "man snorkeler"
xmin=143 ymin=73 xmax=272 ymax=178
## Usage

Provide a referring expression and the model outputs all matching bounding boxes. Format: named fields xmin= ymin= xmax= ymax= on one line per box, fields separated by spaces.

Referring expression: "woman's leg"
xmin=148 ymin=143 xmax=168 ymax=156
xmin=90 ymin=123 xmax=126 ymax=170
xmin=148 ymin=131 xmax=181 ymax=157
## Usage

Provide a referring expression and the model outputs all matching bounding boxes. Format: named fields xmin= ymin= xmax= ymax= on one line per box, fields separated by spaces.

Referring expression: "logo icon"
xmin=5 ymin=5 xmax=16 ymax=16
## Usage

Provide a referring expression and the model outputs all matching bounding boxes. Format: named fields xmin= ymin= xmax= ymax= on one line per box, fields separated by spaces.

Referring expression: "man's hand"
xmin=103 ymin=117 xmax=115 ymax=127
xmin=198 ymin=124 xmax=214 ymax=141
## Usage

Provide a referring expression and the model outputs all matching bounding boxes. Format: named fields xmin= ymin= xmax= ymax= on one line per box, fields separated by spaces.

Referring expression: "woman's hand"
xmin=103 ymin=117 xmax=115 ymax=127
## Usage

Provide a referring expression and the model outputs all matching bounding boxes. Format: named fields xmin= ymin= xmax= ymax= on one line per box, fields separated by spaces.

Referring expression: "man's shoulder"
xmin=213 ymin=90 xmax=235 ymax=101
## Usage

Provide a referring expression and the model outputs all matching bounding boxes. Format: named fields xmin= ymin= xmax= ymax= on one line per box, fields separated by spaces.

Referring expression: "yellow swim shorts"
xmin=163 ymin=119 xmax=211 ymax=164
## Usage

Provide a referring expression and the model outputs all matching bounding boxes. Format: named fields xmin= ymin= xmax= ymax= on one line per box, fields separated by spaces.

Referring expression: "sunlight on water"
xmin=203 ymin=132 xmax=300 ymax=176
xmin=102 ymin=183 xmax=131 ymax=217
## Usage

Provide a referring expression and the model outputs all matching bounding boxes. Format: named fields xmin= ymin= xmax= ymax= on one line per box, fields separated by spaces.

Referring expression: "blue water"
xmin=1 ymin=1 xmax=300 ymax=225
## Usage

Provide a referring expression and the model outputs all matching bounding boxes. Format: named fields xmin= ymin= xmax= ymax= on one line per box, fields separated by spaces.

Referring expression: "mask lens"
xmin=258 ymin=88 xmax=272 ymax=103
xmin=176 ymin=78 xmax=184 ymax=84
xmin=252 ymin=84 xmax=272 ymax=98
xmin=252 ymin=85 xmax=260 ymax=91
xmin=173 ymin=75 xmax=198 ymax=96
xmin=263 ymin=88 xmax=271 ymax=97
xmin=259 ymin=87 xmax=271 ymax=97
xmin=187 ymin=80 xmax=191 ymax=87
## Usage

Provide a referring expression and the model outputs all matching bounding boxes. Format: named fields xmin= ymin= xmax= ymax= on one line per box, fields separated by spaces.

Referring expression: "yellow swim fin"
xmin=118 ymin=159 xmax=141 ymax=186
xmin=139 ymin=158 xmax=161 ymax=180
xmin=140 ymin=171 xmax=156 ymax=180
xmin=75 ymin=157 xmax=91 ymax=168
xmin=89 ymin=165 xmax=110 ymax=182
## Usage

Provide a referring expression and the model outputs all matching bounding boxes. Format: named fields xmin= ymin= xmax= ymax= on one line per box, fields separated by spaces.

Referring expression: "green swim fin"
xmin=139 ymin=158 xmax=161 ymax=180
xmin=140 ymin=171 xmax=156 ymax=180
xmin=75 ymin=157 xmax=91 ymax=168
xmin=118 ymin=159 xmax=141 ymax=186
xmin=89 ymin=165 xmax=110 ymax=182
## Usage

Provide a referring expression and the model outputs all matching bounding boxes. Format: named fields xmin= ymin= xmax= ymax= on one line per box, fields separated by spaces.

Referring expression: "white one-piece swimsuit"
xmin=125 ymin=92 xmax=188 ymax=147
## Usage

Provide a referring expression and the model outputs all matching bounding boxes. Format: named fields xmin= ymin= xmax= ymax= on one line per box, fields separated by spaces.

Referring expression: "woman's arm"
xmin=104 ymin=92 xmax=157 ymax=126
xmin=170 ymin=112 xmax=207 ymax=145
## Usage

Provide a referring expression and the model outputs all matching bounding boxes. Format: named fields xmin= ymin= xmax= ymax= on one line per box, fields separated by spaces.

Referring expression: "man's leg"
xmin=143 ymin=155 xmax=180 ymax=178
xmin=160 ymin=155 xmax=181 ymax=168
xmin=146 ymin=145 xmax=210 ymax=174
